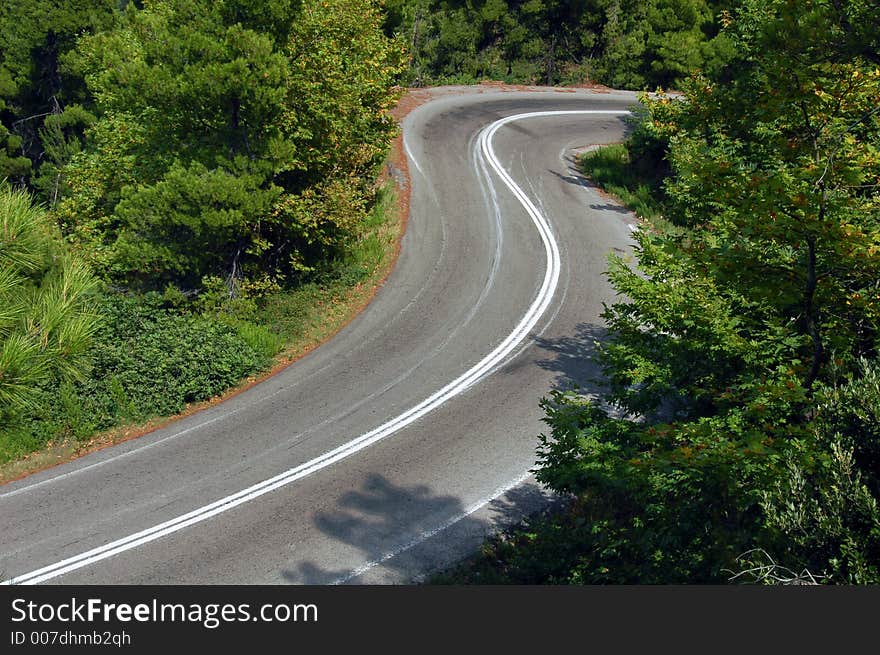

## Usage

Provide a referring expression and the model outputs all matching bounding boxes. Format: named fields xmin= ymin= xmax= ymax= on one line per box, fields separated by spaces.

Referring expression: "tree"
xmin=0 ymin=69 xmax=33 ymax=182
xmin=0 ymin=183 xmax=99 ymax=424
xmin=0 ymin=0 xmax=116 ymax=197
xmin=384 ymin=0 xmax=737 ymax=88
xmin=535 ymin=0 xmax=880 ymax=582
xmin=58 ymin=0 xmax=403 ymax=291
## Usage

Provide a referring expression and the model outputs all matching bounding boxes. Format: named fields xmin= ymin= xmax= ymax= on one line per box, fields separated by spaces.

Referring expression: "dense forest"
xmin=2 ymin=0 xmax=878 ymax=584
xmin=383 ymin=0 xmax=738 ymax=88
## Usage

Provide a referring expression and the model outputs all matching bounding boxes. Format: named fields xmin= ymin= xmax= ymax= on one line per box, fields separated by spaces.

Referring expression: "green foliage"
xmin=110 ymin=162 xmax=281 ymax=288
xmin=59 ymin=0 xmax=403 ymax=293
xmin=284 ymin=0 xmax=405 ymax=183
xmin=758 ymin=359 xmax=880 ymax=583
xmin=84 ymin=294 xmax=270 ymax=416
xmin=32 ymin=104 xmax=97 ymax=207
xmin=227 ymin=319 xmax=284 ymax=360
xmin=1 ymin=0 xmax=404 ymax=468
xmin=0 ymin=292 xmax=270 ymax=463
xmin=577 ymin=107 xmax=671 ymax=219
xmin=386 ymin=0 xmax=737 ymax=89
xmin=59 ymin=0 xmax=292 ymax=286
xmin=522 ymin=0 xmax=880 ymax=584
xmin=0 ymin=0 xmax=116 ymax=196
xmin=430 ymin=499 xmax=608 ymax=584
xmin=596 ymin=0 xmax=729 ymax=89
xmin=0 ymin=183 xmax=99 ymax=426
xmin=0 ymin=69 xmax=32 ymax=181
xmin=578 ymin=143 xmax=665 ymax=220
xmin=443 ymin=359 xmax=880 ymax=585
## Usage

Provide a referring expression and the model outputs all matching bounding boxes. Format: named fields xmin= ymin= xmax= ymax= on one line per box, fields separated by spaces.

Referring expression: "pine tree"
xmin=0 ymin=184 xmax=99 ymax=424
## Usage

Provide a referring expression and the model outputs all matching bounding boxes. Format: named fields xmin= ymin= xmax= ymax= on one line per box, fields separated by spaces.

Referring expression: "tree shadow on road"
xmin=547 ymin=164 xmax=596 ymax=191
xmin=528 ymin=322 xmax=609 ymax=394
xmin=548 ymin=153 xmax=637 ymax=218
xmin=281 ymin=473 xmax=554 ymax=584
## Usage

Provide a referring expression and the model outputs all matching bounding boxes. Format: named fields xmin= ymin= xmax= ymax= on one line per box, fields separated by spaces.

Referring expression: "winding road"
xmin=1 ymin=87 xmax=638 ymax=584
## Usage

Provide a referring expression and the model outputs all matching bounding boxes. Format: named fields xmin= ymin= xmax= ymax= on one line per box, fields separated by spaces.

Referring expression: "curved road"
xmin=1 ymin=88 xmax=638 ymax=584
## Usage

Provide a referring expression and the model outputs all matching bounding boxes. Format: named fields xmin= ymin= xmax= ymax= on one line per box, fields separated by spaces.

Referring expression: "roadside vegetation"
xmin=436 ymin=0 xmax=880 ymax=584
xmin=0 ymin=0 xmax=404 ymax=470
xmin=1 ymin=183 xmax=400 ymax=469
xmin=578 ymin=114 xmax=667 ymax=222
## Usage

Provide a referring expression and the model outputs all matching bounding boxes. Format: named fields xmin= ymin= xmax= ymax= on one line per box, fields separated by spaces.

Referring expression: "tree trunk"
xmin=803 ymin=235 xmax=823 ymax=390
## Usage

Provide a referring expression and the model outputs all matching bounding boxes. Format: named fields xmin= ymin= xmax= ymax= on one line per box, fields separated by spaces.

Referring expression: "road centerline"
xmin=1 ymin=109 xmax=628 ymax=586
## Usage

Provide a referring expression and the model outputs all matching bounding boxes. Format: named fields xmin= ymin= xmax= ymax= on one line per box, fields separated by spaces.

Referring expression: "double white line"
xmin=2 ymin=110 xmax=627 ymax=585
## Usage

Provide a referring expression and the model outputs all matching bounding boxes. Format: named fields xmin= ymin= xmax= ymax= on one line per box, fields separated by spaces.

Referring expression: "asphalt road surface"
xmin=1 ymin=87 xmax=639 ymax=584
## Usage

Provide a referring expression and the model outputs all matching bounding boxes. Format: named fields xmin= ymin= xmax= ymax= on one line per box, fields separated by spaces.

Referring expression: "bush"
xmin=1 ymin=292 xmax=270 ymax=463
xmin=757 ymin=358 xmax=880 ymax=584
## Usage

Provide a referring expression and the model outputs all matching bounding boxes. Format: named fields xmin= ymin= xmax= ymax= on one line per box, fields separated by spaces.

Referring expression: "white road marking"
xmin=2 ymin=110 xmax=628 ymax=586
xmin=0 ymin=403 xmax=251 ymax=500
xmin=403 ymin=135 xmax=426 ymax=178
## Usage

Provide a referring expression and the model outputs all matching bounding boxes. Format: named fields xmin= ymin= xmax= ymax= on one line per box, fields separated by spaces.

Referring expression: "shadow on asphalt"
xmin=280 ymin=324 xmax=612 ymax=583
xmin=530 ymin=322 xmax=609 ymax=394
xmin=281 ymin=473 xmax=554 ymax=584
xmin=547 ymin=164 xmax=596 ymax=190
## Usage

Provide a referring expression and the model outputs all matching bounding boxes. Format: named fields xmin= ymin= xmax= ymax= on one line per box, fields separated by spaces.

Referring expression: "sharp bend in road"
xmin=1 ymin=88 xmax=638 ymax=585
